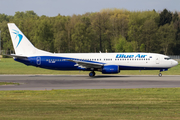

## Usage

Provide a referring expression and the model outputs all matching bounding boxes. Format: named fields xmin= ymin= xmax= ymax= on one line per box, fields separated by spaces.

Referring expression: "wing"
xmin=67 ymin=59 xmax=104 ymax=69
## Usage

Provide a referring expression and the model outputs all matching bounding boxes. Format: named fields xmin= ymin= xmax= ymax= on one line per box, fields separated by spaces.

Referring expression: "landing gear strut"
xmin=89 ymin=71 xmax=96 ymax=77
xmin=158 ymin=73 xmax=162 ymax=77
xmin=159 ymin=69 xmax=168 ymax=77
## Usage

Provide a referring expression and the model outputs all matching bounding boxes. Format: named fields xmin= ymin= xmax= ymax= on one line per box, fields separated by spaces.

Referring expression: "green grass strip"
xmin=0 ymin=82 xmax=19 ymax=85
xmin=0 ymin=88 xmax=180 ymax=119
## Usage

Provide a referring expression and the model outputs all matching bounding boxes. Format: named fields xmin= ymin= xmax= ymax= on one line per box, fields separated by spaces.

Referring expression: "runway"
xmin=0 ymin=75 xmax=180 ymax=90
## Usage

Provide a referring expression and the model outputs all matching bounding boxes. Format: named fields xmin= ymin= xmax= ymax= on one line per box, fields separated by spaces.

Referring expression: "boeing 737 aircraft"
xmin=7 ymin=23 xmax=178 ymax=77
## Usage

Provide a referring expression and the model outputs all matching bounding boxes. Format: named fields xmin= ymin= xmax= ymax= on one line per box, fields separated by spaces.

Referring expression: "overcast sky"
xmin=0 ymin=0 xmax=179 ymax=17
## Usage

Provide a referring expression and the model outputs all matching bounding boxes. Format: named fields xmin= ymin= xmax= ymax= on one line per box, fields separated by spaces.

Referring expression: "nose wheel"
xmin=89 ymin=71 xmax=96 ymax=77
xmin=158 ymin=73 xmax=162 ymax=77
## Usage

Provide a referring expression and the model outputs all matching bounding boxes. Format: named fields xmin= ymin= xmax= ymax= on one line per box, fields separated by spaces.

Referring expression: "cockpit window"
xmin=164 ymin=58 xmax=171 ymax=60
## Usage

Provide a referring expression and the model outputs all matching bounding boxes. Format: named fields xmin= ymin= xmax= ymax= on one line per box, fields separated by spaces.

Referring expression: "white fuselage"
xmin=19 ymin=52 xmax=178 ymax=71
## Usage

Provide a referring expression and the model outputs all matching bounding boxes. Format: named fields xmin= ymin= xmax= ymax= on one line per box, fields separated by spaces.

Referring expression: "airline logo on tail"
xmin=12 ymin=29 xmax=23 ymax=48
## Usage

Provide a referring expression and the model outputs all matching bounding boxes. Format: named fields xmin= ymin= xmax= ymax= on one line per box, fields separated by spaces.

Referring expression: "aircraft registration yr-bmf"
xmin=7 ymin=23 xmax=178 ymax=77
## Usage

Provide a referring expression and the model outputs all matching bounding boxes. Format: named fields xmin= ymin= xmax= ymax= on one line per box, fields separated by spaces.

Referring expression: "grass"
xmin=0 ymin=82 xmax=19 ymax=85
xmin=0 ymin=88 xmax=180 ymax=120
xmin=0 ymin=58 xmax=180 ymax=75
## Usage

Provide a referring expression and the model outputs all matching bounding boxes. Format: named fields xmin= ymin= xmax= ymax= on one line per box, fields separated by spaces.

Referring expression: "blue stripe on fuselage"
xmin=15 ymin=56 xmax=105 ymax=70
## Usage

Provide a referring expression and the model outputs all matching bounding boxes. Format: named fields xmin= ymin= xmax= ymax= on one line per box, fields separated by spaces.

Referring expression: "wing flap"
xmin=67 ymin=60 xmax=103 ymax=68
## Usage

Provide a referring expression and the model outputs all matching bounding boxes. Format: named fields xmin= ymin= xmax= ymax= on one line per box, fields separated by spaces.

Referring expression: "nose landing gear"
xmin=158 ymin=73 xmax=162 ymax=77
xmin=89 ymin=71 xmax=96 ymax=77
xmin=158 ymin=69 xmax=168 ymax=77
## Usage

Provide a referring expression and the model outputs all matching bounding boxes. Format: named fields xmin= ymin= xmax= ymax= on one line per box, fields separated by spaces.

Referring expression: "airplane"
xmin=7 ymin=23 xmax=178 ymax=77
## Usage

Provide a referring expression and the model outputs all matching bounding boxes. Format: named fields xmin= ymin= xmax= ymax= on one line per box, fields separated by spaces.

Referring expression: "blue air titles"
xmin=116 ymin=54 xmax=134 ymax=58
xmin=116 ymin=54 xmax=147 ymax=58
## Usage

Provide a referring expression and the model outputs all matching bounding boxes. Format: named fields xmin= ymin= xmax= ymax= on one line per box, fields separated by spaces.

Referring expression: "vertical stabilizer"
xmin=8 ymin=23 xmax=50 ymax=55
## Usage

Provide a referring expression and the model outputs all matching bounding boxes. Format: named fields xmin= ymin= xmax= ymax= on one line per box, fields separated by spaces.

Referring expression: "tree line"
xmin=0 ymin=9 xmax=180 ymax=55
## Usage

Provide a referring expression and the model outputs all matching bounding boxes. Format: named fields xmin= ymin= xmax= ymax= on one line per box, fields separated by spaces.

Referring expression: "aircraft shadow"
xmin=91 ymin=75 xmax=130 ymax=78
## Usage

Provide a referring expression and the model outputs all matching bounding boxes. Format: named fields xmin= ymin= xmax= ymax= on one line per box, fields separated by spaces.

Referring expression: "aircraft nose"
xmin=172 ymin=60 xmax=178 ymax=67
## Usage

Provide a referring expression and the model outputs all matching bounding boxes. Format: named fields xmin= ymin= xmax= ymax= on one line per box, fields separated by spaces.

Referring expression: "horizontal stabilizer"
xmin=4 ymin=54 xmax=27 ymax=58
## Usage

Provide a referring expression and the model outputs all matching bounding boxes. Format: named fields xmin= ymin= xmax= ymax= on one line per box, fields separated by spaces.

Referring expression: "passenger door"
xmin=155 ymin=56 xmax=159 ymax=64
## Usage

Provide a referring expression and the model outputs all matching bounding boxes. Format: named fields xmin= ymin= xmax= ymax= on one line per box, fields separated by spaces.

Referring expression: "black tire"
xmin=159 ymin=73 xmax=162 ymax=77
xmin=89 ymin=71 xmax=95 ymax=77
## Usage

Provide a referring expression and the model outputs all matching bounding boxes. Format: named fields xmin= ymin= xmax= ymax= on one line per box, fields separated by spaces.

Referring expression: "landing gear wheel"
xmin=89 ymin=71 xmax=95 ymax=77
xmin=158 ymin=73 xmax=162 ymax=77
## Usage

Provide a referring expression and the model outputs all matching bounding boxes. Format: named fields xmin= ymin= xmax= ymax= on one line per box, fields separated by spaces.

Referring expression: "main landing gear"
xmin=89 ymin=71 xmax=96 ymax=77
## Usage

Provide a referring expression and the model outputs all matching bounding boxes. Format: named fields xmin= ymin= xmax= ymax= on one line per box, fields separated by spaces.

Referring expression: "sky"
xmin=0 ymin=0 xmax=179 ymax=17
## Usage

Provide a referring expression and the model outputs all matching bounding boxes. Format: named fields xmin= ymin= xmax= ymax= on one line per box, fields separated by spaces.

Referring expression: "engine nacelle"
xmin=102 ymin=65 xmax=120 ymax=74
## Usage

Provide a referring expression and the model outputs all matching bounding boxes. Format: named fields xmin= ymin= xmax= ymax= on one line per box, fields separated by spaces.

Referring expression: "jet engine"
xmin=102 ymin=65 xmax=120 ymax=74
